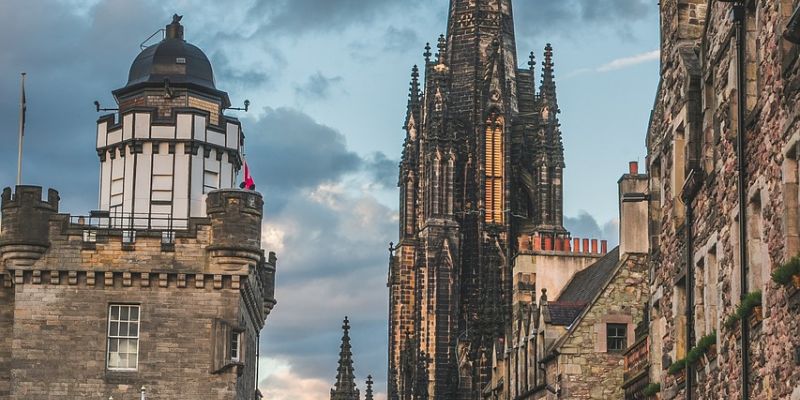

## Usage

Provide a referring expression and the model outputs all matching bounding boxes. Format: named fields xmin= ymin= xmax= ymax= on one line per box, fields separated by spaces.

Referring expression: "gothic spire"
xmin=540 ymin=43 xmax=557 ymax=107
xmin=436 ymin=34 xmax=447 ymax=64
xmin=331 ymin=317 xmax=360 ymax=400
xmin=365 ymin=375 xmax=374 ymax=400
xmin=409 ymin=65 xmax=421 ymax=105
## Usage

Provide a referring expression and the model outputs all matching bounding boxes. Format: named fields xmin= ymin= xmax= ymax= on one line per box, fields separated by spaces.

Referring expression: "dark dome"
xmin=122 ymin=16 xmax=216 ymax=91
xmin=126 ymin=38 xmax=215 ymax=90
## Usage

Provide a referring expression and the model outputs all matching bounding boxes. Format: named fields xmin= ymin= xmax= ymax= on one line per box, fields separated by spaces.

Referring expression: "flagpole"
xmin=16 ymin=72 xmax=26 ymax=187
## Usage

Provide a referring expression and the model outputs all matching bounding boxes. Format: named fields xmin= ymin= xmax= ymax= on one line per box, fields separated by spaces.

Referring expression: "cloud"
xmin=260 ymin=183 xmax=395 ymax=396
xmin=564 ymin=211 xmax=619 ymax=247
xmin=513 ymin=0 xmax=654 ymax=41
xmin=248 ymin=0 xmax=425 ymax=36
xmin=243 ymin=108 xmax=362 ymax=194
xmin=294 ymin=72 xmax=344 ymax=101
xmin=363 ymin=152 xmax=398 ymax=189
xmin=382 ymin=26 xmax=421 ymax=53
xmin=596 ymin=50 xmax=659 ymax=72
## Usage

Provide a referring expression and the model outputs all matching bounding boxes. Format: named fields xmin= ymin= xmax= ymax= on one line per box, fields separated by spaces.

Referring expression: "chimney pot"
xmin=629 ymin=161 xmax=639 ymax=175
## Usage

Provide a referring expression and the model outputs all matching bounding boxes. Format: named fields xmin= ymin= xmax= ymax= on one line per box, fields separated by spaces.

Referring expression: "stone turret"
xmin=206 ymin=189 xmax=264 ymax=271
xmin=0 ymin=186 xmax=60 ymax=268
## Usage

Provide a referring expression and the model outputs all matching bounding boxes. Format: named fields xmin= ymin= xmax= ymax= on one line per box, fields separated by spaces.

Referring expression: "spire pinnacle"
xmin=423 ymin=43 xmax=432 ymax=64
xmin=409 ymin=65 xmax=421 ymax=102
xmin=540 ymin=43 xmax=556 ymax=99
xmin=436 ymin=34 xmax=446 ymax=63
xmin=365 ymin=375 xmax=374 ymax=400
xmin=331 ymin=317 xmax=360 ymax=400
xmin=528 ymin=51 xmax=536 ymax=72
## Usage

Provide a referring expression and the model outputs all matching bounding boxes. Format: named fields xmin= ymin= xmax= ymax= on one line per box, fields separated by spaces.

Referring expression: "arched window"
xmin=485 ymin=115 xmax=505 ymax=224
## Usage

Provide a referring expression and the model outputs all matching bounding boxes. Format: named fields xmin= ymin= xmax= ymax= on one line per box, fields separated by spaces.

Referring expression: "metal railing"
xmin=70 ymin=211 xmax=189 ymax=245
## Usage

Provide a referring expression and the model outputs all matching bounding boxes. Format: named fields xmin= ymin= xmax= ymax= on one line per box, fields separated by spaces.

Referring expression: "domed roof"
xmin=122 ymin=16 xmax=216 ymax=91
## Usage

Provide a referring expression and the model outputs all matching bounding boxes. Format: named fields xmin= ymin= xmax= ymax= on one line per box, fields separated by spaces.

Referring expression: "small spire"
xmin=331 ymin=317 xmax=360 ymax=400
xmin=423 ymin=43 xmax=432 ymax=64
xmin=540 ymin=43 xmax=556 ymax=99
xmin=365 ymin=375 xmax=375 ymax=400
xmin=528 ymin=51 xmax=536 ymax=71
xmin=436 ymin=34 xmax=446 ymax=63
xmin=409 ymin=65 xmax=420 ymax=102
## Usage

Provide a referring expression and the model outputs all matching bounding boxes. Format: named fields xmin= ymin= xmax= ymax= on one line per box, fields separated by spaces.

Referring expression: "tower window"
xmin=484 ymin=115 xmax=505 ymax=224
xmin=606 ymin=323 xmax=627 ymax=353
xmin=230 ymin=331 xmax=242 ymax=362
xmin=107 ymin=305 xmax=141 ymax=371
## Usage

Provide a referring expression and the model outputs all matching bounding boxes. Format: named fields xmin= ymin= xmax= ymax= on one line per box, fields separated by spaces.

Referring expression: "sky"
xmin=0 ymin=0 xmax=660 ymax=398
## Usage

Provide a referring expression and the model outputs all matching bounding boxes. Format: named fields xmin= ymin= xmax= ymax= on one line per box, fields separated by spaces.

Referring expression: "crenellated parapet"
xmin=0 ymin=186 xmax=60 ymax=268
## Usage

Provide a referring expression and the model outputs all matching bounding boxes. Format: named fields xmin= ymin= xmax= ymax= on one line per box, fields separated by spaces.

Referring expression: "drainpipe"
xmin=682 ymin=171 xmax=699 ymax=400
xmin=733 ymin=2 xmax=751 ymax=399
xmin=718 ymin=0 xmax=751 ymax=396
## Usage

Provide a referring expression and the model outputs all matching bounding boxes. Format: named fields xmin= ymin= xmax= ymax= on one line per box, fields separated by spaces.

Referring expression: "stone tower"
xmin=331 ymin=317 xmax=360 ymax=400
xmin=0 ymin=16 xmax=276 ymax=399
xmin=97 ymin=15 xmax=242 ymax=223
xmin=388 ymin=0 xmax=567 ymax=398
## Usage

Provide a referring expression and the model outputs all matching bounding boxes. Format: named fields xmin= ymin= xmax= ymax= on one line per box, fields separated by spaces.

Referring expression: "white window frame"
xmin=107 ymin=304 xmax=141 ymax=371
xmin=230 ymin=331 xmax=242 ymax=362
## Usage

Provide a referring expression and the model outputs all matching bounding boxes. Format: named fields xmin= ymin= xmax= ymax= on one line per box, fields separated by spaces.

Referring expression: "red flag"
xmin=243 ymin=160 xmax=255 ymax=190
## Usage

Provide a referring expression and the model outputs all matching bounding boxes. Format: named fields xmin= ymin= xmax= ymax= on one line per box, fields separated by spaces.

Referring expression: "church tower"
xmin=389 ymin=0 xmax=568 ymax=398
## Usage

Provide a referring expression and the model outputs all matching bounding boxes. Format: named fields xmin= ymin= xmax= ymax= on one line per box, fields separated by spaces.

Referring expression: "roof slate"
xmin=557 ymin=247 xmax=621 ymax=304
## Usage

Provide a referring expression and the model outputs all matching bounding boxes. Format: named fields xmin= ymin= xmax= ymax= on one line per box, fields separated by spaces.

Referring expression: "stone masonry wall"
xmin=9 ymin=279 xmax=240 ymax=399
xmin=650 ymin=1 xmax=800 ymax=399
xmin=546 ymin=254 xmax=648 ymax=399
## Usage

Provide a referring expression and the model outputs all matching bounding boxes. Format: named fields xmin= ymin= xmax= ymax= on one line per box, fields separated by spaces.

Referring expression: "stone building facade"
xmin=0 ymin=16 xmax=277 ymax=400
xmin=641 ymin=0 xmax=800 ymax=399
xmin=481 ymin=164 xmax=652 ymax=400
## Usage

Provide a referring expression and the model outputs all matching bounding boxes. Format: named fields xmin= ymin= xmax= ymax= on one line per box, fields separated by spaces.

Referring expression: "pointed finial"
xmin=528 ymin=51 xmax=536 ymax=71
xmin=365 ymin=375 xmax=375 ymax=400
xmin=423 ymin=43 xmax=432 ymax=64
xmin=436 ymin=34 xmax=446 ymax=62
xmin=343 ymin=316 xmax=350 ymax=331
xmin=540 ymin=288 xmax=548 ymax=304
xmin=409 ymin=66 xmax=420 ymax=100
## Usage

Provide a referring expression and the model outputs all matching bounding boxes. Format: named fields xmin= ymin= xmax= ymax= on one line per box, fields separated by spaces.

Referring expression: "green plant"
xmin=772 ymin=256 xmax=800 ymax=286
xmin=667 ymin=358 xmax=686 ymax=375
xmin=686 ymin=331 xmax=717 ymax=364
xmin=724 ymin=291 xmax=762 ymax=329
xmin=643 ymin=383 xmax=661 ymax=397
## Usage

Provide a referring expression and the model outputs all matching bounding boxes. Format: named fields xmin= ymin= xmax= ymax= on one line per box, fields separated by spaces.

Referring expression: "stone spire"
xmin=365 ymin=375 xmax=374 ymax=400
xmin=540 ymin=43 xmax=558 ymax=108
xmin=331 ymin=317 xmax=360 ymax=400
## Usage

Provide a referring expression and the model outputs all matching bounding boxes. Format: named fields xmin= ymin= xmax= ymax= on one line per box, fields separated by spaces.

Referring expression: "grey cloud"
xmin=514 ymin=0 xmax=654 ymax=42
xmin=259 ymin=188 xmax=395 ymax=394
xmin=0 ymin=0 xmax=165 ymax=213
xmin=249 ymin=0 xmax=425 ymax=36
xmin=364 ymin=152 xmax=398 ymax=189
xmin=382 ymin=26 xmax=421 ymax=53
xmin=294 ymin=72 xmax=344 ymax=101
xmin=564 ymin=211 xmax=619 ymax=247
xmin=243 ymin=108 xmax=362 ymax=193
xmin=211 ymin=50 xmax=276 ymax=89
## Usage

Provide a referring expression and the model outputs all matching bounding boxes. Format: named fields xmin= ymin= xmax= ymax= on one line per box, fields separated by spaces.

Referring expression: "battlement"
xmin=0 ymin=186 xmax=61 ymax=255
xmin=517 ymin=234 xmax=608 ymax=256
xmin=1 ymin=186 xmax=59 ymax=211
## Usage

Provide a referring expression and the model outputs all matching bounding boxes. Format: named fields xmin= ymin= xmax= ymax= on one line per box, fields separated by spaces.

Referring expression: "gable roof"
xmin=545 ymin=248 xmax=629 ymax=355
xmin=545 ymin=302 xmax=586 ymax=326
xmin=557 ymin=247 xmax=621 ymax=303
